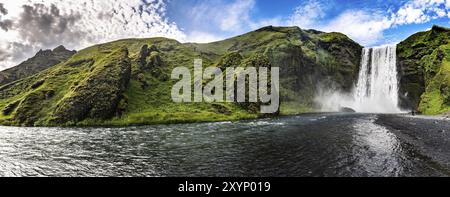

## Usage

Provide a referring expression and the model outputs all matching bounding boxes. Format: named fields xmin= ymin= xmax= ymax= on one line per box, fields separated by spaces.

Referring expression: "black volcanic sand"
xmin=377 ymin=114 xmax=450 ymax=174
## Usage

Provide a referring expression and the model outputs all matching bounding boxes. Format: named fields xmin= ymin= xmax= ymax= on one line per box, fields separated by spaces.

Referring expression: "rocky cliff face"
xmin=193 ymin=26 xmax=362 ymax=113
xmin=51 ymin=48 xmax=131 ymax=125
xmin=397 ymin=25 xmax=450 ymax=114
xmin=0 ymin=26 xmax=363 ymax=126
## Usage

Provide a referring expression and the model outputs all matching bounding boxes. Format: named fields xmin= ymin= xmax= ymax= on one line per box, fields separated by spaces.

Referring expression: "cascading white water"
xmin=351 ymin=46 xmax=401 ymax=113
xmin=316 ymin=45 xmax=403 ymax=113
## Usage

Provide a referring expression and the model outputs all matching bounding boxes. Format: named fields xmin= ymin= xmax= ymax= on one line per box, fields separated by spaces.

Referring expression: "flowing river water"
xmin=0 ymin=113 xmax=449 ymax=177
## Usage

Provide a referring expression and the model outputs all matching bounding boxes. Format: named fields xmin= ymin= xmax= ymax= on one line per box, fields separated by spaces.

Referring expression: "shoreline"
xmin=397 ymin=114 xmax=449 ymax=120
xmin=0 ymin=111 xmax=448 ymax=128
xmin=376 ymin=114 xmax=450 ymax=174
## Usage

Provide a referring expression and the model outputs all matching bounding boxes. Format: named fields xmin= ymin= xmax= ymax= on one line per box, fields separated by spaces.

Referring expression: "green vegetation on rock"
xmin=397 ymin=25 xmax=450 ymax=115
xmin=0 ymin=26 xmax=363 ymax=126
xmin=3 ymin=24 xmax=449 ymax=125
xmin=51 ymin=47 xmax=132 ymax=125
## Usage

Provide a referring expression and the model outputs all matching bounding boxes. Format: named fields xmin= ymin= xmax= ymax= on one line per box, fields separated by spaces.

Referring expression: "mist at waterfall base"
xmin=316 ymin=45 xmax=404 ymax=114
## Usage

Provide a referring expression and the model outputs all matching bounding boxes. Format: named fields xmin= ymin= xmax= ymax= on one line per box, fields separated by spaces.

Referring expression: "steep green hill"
xmin=192 ymin=26 xmax=362 ymax=114
xmin=0 ymin=26 xmax=362 ymax=126
xmin=397 ymin=25 xmax=450 ymax=115
xmin=0 ymin=45 xmax=76 ymax=86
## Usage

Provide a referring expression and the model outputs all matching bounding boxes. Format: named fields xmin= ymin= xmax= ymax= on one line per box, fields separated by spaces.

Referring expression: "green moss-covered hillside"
xmin=397 ymin=25 xmax=450 ymax=115
xmin=191 ymin=26 xmax=362 ymax=114
xmin=0 ymin=26 xmax=362 ymax=126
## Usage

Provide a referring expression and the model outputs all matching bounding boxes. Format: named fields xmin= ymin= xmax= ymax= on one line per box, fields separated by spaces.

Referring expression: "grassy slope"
xmin=0 ymin=38 xmax=257 ymax=126
xmin=104 ymin=38 xmax=258 ymax=126
xmin=419 ymin=45 xmax=450 ymax=114
xmin=0 ymin=26 xmax=362 ymax=126
xmin=398 ymin=25 xmax=450 ymax=115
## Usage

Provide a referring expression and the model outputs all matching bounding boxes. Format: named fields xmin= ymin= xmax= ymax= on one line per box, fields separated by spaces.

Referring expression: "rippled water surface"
xmin=0 ymin=113 xmax=448 ymax=177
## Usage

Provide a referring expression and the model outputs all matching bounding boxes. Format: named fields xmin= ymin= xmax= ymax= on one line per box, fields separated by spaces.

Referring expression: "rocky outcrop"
xmin=2 ymin=100 xmax=19 ymax=116
xmin=50 ymin=48 xmax=131 ymax=124
xmin=214 ymin=52 xmax=243 ymax=69
xmin=138 ymin=44 xmax=159 ymax=70
xmin=13 ymin=89 xmax=55 ymax=126
xmin=339 ymin=107 xmax=356 ymax=113
xmin=317 ymin=32 xmax=362 ymax=91
xmin=136 ymin=44 xmax=167 ymax=82
xmin=0 ymin=45 xmax=76 ymax=86
xmin=237 ymin=54 xmax=278 ymax=114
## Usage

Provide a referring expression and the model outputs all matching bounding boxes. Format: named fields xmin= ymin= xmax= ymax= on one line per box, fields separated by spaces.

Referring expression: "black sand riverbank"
xmin=376 ymin=114 xmax=450 ymax=175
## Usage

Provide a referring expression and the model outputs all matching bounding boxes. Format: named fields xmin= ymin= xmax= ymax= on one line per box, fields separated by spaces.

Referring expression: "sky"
xmin=1 ymin=0 xmax=450 ymax=70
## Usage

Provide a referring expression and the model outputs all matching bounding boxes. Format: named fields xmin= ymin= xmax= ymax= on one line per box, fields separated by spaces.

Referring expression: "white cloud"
xmin=249 ymin=17 xmax=285 ymax=30
xmin=188 ymin=0 xmax=255 ymax=34
xmin=0 ymin=0 xmax=186 ymax=70
xmin=185 ymin=0 xmax=289 ymax=43
xmin=392 ymin=0 xmax=450 ymax=25
xmin=284 ymin=0 xmax=450 ymax=46
xmin=324 ymin=11 xmax=393 ymax=46
xmin=219 ymin=0 xmax=255 ymax=31
xmin=393 ymin=3 xmax=430 ymax=25
xmin=286 ymin=1 xmax=392 ymax=46
xmin=186 ymin=31 xmax=224 ymax=43
xmin=184 ymin=0 xmax=450 ymax=46
xmin=288 ymin=0 xmax=327 ymax=29
xmin=435 ymin=8 xmax=447 ymax=17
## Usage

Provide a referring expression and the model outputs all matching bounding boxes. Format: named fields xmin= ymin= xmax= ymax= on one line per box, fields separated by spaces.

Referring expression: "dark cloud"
xmin=8 ymin=42 xmax=34 ymax=62
xmin=1 ymin=1 xmax=185 ymax=70
xmin=1 ymin=4 xmax=84 ymax=68
xmin=0 ymin=3 xmax=11 ymax=31
xmin=0 ymin=42 xmax=34 ymax=68
xmin=0 ymin=3 xmax=7 ymax=15
xmin=17 ymin=3 xmax=83 ymax=47
xmin=0 ymin=20 xmax=12 ymax=31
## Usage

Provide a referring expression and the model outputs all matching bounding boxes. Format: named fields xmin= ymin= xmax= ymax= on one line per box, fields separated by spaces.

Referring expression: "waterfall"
xmin=351 ymin=45 xmax=402 ymax=113
xmin=316 ymin=45 xmax=403 ymax=113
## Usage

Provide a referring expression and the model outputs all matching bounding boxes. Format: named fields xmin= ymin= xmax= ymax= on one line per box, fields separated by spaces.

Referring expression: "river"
xmin=0 ymin=113 xmax=449 ymax=177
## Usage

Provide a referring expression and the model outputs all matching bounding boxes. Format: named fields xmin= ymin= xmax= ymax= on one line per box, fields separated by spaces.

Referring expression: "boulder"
xmin=138 ymin=44 xmax=159 ymax=69
xmin=339 ymin=107 xmax=356 ymax=113
xmin=138 ymin=45 xmax=150 ymax=67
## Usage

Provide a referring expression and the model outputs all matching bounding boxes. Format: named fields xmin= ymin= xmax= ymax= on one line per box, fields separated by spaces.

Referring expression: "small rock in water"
xmin=339 ymin=107 xmax=356 ymax=113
